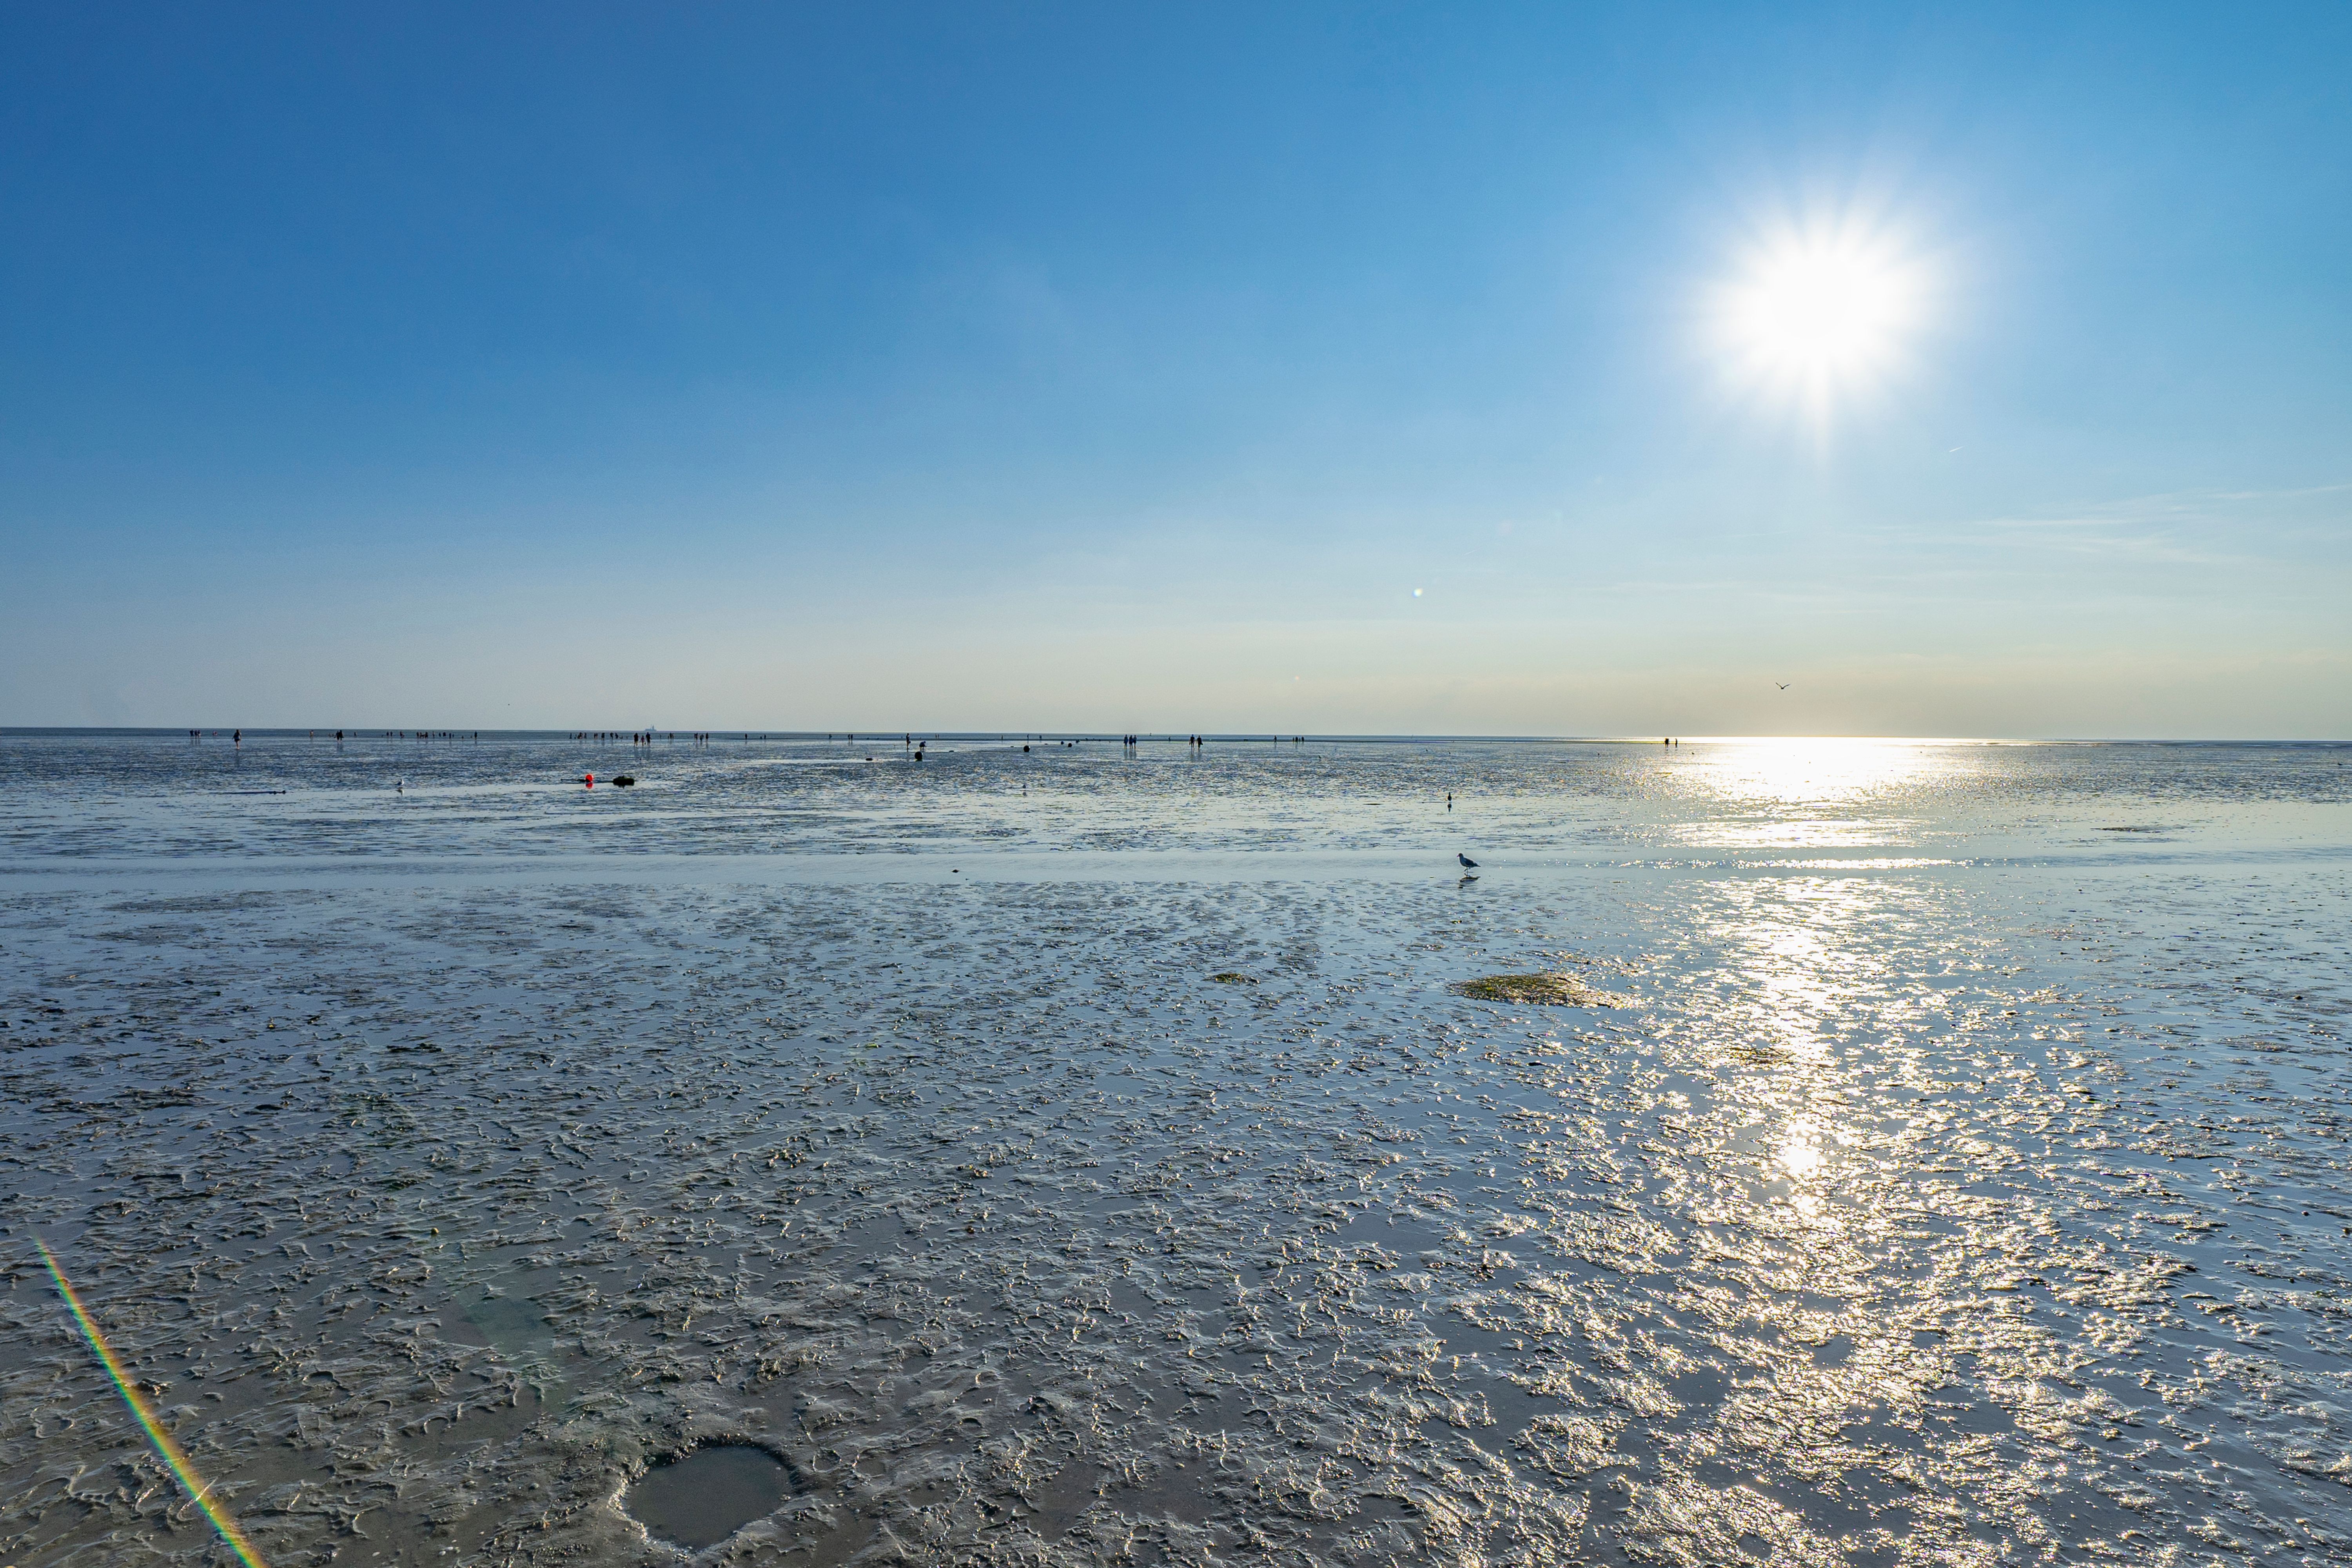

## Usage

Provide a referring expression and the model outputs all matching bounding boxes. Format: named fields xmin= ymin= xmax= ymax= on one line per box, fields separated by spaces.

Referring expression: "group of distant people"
xmin=186 ymin=727 xmax=481 ymax=751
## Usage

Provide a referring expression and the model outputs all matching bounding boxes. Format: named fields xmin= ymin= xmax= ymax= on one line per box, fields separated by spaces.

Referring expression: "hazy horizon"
xmin=11 ymin=728 xmax=2349 ymax=748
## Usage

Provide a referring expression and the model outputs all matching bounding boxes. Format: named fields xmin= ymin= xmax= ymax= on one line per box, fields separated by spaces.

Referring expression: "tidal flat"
xmin=2 ymin=732 xmax=2348 ymax=1566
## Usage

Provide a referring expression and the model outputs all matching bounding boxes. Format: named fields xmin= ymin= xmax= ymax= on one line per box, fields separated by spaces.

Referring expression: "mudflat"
xmin=4 ymin=732 xmax=2347 ymax=1566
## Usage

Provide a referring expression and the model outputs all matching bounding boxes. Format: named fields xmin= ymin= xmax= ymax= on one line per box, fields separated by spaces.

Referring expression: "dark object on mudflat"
xmin=228 ymin=789 xmax=288 ymax=795
xmin=1451 ymin=973 xmax=1628 ymax=1007
xmin=1209 ymin=971 xmax=1256 ymax=984
xmin=1457 ymin=852 xmax=1478 ymax=868
xmin=611 ymin=775 xmax=636 ymax=786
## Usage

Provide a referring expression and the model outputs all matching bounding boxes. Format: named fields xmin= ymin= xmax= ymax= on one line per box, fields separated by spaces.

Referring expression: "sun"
xmin=1737 ymin=245 xmax=1907 ymax=374
xmin=1711 ymin=221 xmax=1927 ymax=424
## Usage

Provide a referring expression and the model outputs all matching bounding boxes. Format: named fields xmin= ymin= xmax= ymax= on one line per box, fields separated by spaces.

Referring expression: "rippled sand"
xmin=2 ymin=734 xmax=2348 ymax=1566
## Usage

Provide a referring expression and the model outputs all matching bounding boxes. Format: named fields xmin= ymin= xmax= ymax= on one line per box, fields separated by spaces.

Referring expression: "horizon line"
xmin=5 ymin=727 xmax=2349 ymax=748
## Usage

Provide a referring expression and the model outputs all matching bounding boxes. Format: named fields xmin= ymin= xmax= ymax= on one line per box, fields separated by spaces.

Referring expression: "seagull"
xmin=1457 ymin=853 xmax=1478 ymax=869
xmin=1776 ymin=682 xmax=1790 ymax=690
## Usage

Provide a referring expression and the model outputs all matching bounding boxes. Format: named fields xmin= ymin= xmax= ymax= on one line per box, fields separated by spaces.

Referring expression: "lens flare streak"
xmin=34 ymin=1235 xmax=272 ymax=1568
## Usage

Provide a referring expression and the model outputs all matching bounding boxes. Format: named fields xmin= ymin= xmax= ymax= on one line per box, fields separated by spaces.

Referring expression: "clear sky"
xmin=4 ymin=2 xmax=2347 ymax=736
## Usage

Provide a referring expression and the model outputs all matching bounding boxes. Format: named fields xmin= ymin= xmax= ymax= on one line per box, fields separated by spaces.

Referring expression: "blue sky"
xmin=4 ymin=2 xmax=2347 ymax=735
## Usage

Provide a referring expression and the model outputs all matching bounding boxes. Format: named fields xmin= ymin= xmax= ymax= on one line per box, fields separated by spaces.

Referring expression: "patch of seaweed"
xmin=1451 ymin=973 xmax=1628 ymax=1007
xmin=1208 ymin=971 xmax=1256 ymax=984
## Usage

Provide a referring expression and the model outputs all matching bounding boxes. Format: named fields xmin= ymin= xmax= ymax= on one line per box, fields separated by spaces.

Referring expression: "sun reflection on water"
xmin=1779 ymin=1123 xmax=1823 ymax=1181
xmin=1735 ymin=876 xmax=1886 ymax=1063
xmin=1699 ymin=867 xmax=1916 ymax=1244
xmin=1677 ymin=737 xmax=1976 ymax=849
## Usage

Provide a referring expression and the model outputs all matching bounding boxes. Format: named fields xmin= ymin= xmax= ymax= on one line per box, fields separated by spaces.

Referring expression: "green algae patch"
xmin=1451 ymin=973 xmax=1627 ymax=1007
xmin=1208 ymin=971 xmax=1257 ymax=984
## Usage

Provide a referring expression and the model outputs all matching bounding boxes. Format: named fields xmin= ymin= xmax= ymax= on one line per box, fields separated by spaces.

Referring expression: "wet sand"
xmin=3 ymin=734 xmax=2348 ymax=1566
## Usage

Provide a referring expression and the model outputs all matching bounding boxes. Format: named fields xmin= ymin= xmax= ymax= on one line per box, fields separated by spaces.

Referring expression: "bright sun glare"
xmin=1714 ymin=223 xmax=1927 ymax=423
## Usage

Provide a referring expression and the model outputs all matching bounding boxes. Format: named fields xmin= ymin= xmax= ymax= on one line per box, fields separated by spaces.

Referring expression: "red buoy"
xmin=584 ymin=772 xmax=595 ymax=788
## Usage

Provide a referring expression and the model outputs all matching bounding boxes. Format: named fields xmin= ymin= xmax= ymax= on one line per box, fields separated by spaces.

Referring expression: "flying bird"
xmin=1776 ymin=682 xmax=1790 ymax=690
xmin=1457 ymin=853 xmax=1478 ymax=869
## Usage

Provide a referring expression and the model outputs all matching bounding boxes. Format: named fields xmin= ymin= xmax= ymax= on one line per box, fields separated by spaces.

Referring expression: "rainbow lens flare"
xmin=34 ymin=1235 xmax=272 ymax=1568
